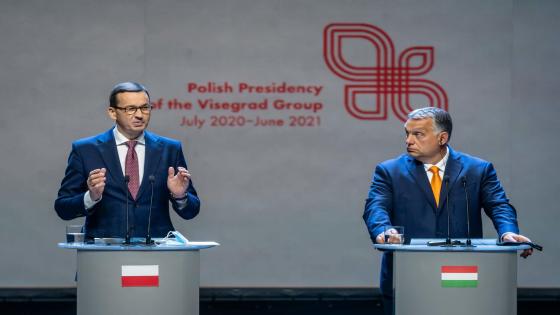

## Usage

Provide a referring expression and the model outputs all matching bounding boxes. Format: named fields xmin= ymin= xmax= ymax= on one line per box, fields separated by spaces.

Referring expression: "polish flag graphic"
xmin=121 ymin=265 xmax=159 ymax=287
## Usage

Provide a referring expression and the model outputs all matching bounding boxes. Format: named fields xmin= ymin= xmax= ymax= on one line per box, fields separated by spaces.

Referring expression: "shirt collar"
xmin=113 ymin=126 xmax=146 ymax=145
xmin=423 ymin=146 xmax=449 ymax=172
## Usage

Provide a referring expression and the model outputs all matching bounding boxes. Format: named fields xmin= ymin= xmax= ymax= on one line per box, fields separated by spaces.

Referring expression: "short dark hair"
xmin=407 ymin=107 xmax=453 ymax=140
xmin=109 ymin=82 xmax=150 ymax=108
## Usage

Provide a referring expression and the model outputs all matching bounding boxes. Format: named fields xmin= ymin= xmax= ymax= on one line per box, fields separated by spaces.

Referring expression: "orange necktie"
xmin=429 ymin=166 xmax=441 ymax=206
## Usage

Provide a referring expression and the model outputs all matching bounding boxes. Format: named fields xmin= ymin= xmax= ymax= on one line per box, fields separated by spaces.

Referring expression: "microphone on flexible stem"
xmin=461 ymin=176 xmax=475 ymax=247
xmin=124 ymin=175 xmax=131 ymax=245
xmin=443 ymin=175 xmax=453 ymax=246
xmin=145 ymin=175 xmax=155 ymax=245
xmin=427 ymin=175 xmax=457 ymax=247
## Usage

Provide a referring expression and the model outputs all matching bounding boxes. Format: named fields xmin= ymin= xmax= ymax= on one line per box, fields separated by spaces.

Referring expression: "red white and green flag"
xmin=121 ymin=265 xmax=159 ymax=287
xmin=441 ymin=266 xmax=478 ymax=288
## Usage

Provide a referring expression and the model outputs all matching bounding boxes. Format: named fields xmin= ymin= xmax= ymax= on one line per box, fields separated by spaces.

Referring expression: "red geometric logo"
xmin=323 ymin=23 xmax=448 ymax=122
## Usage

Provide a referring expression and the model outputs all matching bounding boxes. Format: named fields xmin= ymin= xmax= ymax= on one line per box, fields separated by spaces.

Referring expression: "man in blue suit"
xmin=363 ymin=107 xmax=532 ymax=315
xmin=55 ymin=82 xmax=200 ymax=240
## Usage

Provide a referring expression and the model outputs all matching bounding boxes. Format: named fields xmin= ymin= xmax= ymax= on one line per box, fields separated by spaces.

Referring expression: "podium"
xmin=59 ymin=240 xmax=218 ymax=315
xmin=374 ymin=239 xmax=530 ymax=315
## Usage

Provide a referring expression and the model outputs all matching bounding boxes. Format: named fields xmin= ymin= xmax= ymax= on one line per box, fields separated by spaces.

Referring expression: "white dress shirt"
xmin=114 ymin=127 xmax=146 ymax=183
xmin=423 ymin=146 xmax=449 ymax=182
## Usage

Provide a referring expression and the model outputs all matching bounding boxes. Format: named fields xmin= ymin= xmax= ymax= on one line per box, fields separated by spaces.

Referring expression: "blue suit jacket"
xmin=55 ymin=129 xmax=200 ymax=239
xmin=363 ymin=147 xmax=519 ymax=296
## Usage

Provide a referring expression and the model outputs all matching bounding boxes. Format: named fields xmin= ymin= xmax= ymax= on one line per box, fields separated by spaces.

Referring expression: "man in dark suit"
xmin=55 ymin=82 xmax=200 ymax=240
xmin=362 ymin=107 xmax=532 ymax=315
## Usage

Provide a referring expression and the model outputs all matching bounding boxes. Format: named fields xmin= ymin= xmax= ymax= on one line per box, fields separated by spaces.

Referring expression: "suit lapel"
xmin=438 ymin=147 xmax=463 ymax=212
xmin=96 ymin=129 xmax=126 ymax=189
xmin=405 ymin=155 xmax=438 ymax=211
xmin=136 ymin=131 xmax=163 ymax=199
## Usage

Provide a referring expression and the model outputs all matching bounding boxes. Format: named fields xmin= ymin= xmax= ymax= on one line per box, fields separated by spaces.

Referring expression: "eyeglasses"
xmin=113 ymin=105 xmax=153 ymax=115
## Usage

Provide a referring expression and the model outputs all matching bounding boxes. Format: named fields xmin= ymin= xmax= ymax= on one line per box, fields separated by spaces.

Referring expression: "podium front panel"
xmin=77 ymin=250 xmax=200 ymax=315
xmin=394 ymin=251 xmax=517 ymax=315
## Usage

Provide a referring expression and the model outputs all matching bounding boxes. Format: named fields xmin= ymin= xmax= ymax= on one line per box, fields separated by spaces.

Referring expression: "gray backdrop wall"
xmin=0 ymin=0 xmax=558 ymax=288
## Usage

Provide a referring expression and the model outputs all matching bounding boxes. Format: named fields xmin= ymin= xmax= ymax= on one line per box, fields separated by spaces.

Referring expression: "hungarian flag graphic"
xmin=121 ymin=265 xmax=159 ymax=287
xmin=441 ymin=266 xmax=478 ymax=288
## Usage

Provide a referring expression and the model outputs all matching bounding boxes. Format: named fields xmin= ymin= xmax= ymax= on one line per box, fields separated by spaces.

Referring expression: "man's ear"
xmin=107 ymin=107 xmax=117 ymax=121
xmin=439 ymin=132 xmax=449 ymax=145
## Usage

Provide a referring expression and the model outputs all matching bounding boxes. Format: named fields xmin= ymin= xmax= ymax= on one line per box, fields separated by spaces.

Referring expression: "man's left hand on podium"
xmin=502 ymin=233 xmax=533 ymax=258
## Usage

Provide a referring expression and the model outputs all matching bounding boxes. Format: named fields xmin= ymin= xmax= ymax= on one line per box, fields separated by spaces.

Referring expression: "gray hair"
xmin=407 ymin=107 xmax=452 ymax=139
xmin=109 ymin=82 xmax=150 ymax=108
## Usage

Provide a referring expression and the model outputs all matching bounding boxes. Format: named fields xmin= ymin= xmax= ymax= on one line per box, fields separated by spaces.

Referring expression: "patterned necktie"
xmin=429 ymin=165 xmax=442 ymax=206
xmin=125 ymin=140 xmax=139 ymax=200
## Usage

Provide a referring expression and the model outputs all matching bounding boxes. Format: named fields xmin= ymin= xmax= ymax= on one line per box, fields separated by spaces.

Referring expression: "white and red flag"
xmin=121 ymin=265 xmax=159 ymax=287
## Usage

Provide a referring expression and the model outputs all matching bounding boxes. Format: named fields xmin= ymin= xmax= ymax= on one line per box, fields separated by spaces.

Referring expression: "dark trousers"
xmin=380 ymin=252 xmax=394 ymax=315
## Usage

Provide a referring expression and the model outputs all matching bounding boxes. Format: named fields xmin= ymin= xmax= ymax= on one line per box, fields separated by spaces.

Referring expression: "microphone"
xmin=461 ymin=176 xmax=474 ymax=247
xmin=427 ymin=175 xmax=460 ymax=247
xmin=443 ymin=175 xmax=452 ymax=246
xmin=145 ymin=175 xmax=155 ymax=245
xmin=124 ymin=175 xmax=131 ymax=245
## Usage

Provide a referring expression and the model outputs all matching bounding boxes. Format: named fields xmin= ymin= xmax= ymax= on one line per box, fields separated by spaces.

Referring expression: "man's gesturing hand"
xmin=87 ymin=168 xmax=106 ymax=201
xmin=167 ymin=167 xmax=191 ymax=198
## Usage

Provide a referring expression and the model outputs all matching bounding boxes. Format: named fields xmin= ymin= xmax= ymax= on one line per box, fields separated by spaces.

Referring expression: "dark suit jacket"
xmin=55 ymin=129 xmax=200 ymax=239
xmin=363 ymin=147 xmax=519 ymax=296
